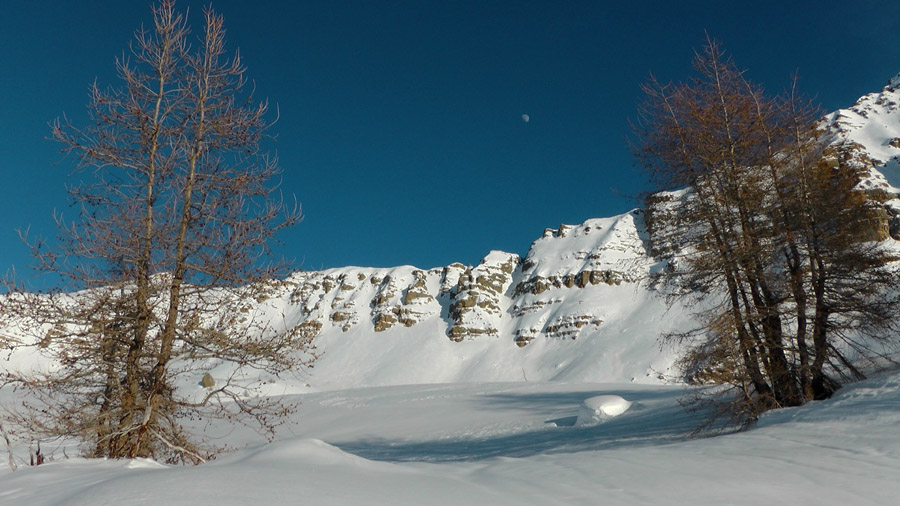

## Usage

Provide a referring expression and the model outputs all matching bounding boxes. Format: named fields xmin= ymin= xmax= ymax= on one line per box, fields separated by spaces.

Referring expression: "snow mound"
xmin=240 ymin=438 xmax=376 ymax=468
xmin=575 ymin=394 xmax=632 ymax=426
xmin=124 ymin=458 xmax=166 ymax=470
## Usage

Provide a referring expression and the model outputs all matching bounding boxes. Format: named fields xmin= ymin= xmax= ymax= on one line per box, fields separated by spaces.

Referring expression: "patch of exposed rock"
xmin=397 ymin=270 xmax=440 ymax=327
xmin=544 ymin=314 xmax=603 ymax=340
xmin=447 ymin=251 xmax=519 ymax=342
xmin=371 ymin=275 xmax=402 ymax=332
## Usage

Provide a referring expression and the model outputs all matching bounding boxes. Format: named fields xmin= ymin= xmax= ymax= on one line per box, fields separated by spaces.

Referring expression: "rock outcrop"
xmin=446 ymin=251 xmax=519 ymax=341
xmin=271 ymin=209 xmax=658 ymax=352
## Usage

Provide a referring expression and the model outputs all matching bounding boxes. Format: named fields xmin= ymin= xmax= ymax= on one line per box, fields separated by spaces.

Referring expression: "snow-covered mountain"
xmin=253 ymin=209 xmax=691 ymax=391
xmin=825 ymin=74 xmax=900 ymax=236
xmin=263 ymin=75 xmax=900 ymax=392
xmin=6 ymin=77 xmax=900 ymax=394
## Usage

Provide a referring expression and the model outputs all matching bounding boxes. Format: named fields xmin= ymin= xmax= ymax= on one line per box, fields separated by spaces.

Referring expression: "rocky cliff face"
xmin=277 ymin=209 xmax=657 ymax=350
xmin=251 ymin=208 xmax=685 ymax=389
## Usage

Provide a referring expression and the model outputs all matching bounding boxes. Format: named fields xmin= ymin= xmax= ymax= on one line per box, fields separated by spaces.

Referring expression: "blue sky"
xmin=2 ymin=1 xmax=899 ymax=286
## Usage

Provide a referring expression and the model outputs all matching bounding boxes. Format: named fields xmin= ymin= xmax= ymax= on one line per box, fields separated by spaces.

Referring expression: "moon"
xmin=521 ymin=114 xmax=530 ymax=123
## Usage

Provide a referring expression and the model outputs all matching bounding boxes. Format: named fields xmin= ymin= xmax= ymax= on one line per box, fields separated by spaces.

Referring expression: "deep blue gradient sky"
xmin=2 ymin=1 xmax=900 ymax=286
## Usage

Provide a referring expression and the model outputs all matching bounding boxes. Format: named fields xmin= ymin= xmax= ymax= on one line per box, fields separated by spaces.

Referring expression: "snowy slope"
xmin=3 ymin=370 xmax=900 ymax=505
xmin=239 ymin=208 xmax=692 ymax=391
xmin=0 ymin=206 xmax=690 ymax=395
xmin=825 ymin=73 xmax=900 ymax=207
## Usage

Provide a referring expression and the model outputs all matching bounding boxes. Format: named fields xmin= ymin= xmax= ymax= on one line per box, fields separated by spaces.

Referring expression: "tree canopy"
xmin=635 ymin=38 xmax=900 ymax=424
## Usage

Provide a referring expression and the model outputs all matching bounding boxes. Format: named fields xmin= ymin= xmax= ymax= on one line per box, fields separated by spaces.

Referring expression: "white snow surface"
xmin=522 ymin=211 xmax=652 ymax=281
xmin=3 ymin=373 xmax=900 ymax=505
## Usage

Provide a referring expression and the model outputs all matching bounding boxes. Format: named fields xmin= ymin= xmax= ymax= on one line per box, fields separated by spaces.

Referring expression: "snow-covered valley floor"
xmin=2 ymin=371 xmax=900 ymax=505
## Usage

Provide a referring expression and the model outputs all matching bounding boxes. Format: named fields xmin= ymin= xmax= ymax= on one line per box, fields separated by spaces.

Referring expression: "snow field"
xmin=3 ymin=371 xmax=900 ymax=505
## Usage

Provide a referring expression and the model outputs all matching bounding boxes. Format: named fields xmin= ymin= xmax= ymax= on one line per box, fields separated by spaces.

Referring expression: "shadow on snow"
xmin=334 ymin=387 xmax=718 ymax=463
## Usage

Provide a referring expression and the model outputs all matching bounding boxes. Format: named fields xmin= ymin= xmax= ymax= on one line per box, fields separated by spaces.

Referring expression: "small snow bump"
xmin=575 ymin=395 xmax=632 ymax=426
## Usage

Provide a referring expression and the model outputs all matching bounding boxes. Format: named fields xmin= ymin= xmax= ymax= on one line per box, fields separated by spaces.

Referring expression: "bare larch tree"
xmin=635 ymin=38 xmax=900 ymax=426
xmin=1 ymin=1 xmax=308 ymax=463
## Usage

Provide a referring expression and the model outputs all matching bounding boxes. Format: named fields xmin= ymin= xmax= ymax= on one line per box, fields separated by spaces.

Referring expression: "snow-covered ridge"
xmin=276 ymin=209 xmax=657 ymax=342
xmin=820 ymin=75 xmax=900 ymax=239
xmin=285 ymin=71 xmax=900 ymax=390
xmin=519 ymin=211 xmax=652 ymax=289
xmin=825 ymin=74 xmax=900 ymax=196
xmin=235 ymin=208 xmax=683 ymax=390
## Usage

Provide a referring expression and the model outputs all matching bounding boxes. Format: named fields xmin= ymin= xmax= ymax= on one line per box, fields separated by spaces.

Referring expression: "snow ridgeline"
xmin=0 ymin=209 xmax=689 ymax=394
xmin=242 ymin=210 xmax=694 ymax=391
xmin=825 ymin=72 xmax=900 ymax=234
